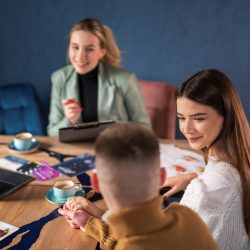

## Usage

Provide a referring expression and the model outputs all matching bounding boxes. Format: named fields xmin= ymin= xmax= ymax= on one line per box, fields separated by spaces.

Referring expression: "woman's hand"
xmin=61 ymin=99 xmax=82 ymax=124
xmin=65 ymin=197 xmax=105 ymax=218
xmin=161 ymin=173 xmax=197 ymax=198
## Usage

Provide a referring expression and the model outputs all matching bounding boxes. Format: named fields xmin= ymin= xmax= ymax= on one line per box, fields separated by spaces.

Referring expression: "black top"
xmin=78 ymin=65 xmax=98 ymax=122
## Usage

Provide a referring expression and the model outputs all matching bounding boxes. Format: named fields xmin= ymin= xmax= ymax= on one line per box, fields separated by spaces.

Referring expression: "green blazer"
xmin=47 ymin=62 xmax=151 ymax=136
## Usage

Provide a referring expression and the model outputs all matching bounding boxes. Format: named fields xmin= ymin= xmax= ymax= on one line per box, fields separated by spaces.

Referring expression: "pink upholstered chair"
xmin=139 ymin=80 xmax=176 ymax=139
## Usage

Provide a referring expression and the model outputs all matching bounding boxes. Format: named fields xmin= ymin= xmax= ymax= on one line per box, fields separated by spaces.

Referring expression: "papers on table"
xmin=160 ymin=144 xmax=205 ymax=177
xmin=52 ymin=154 xmax=95 ymax=177
xmin=0 ymin=221 xmax=19 ymax=241
xmin=0 ymin=155 xmax=60 ymax=181
xmin=0 ymin=155 xmax=28 ymax=172
xmin=17 ymin=161 xmax=61 ymax=181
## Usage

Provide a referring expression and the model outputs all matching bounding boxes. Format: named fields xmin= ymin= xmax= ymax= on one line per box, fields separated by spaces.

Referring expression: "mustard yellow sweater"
xmin=86 ymin=196 xmax=218 ymax=250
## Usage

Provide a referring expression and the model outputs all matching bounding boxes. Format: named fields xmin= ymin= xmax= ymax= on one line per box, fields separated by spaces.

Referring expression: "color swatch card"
xmin=0 ymin=221 xmax=19 ymax=241
xmin=53 ymin=154 xmax=95 ymax=177
xmin=17 ymin=161 xmax=61 ymax=181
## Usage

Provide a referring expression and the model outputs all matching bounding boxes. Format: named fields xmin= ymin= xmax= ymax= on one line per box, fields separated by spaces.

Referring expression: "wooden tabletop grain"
xmin=0 ymin=135 xmax=101 ymax=250
xmin=0 ymin=135 xmax=189 ymax=250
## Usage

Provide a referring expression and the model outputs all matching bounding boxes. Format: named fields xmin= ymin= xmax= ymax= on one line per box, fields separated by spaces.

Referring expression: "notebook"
xmin=59 ymin=120 xmax=115 ymax=142
xmin=0 ymin=168 xmax=34 ymax=198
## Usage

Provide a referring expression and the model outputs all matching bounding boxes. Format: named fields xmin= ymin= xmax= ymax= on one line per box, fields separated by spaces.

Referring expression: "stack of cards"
xmin=17 ymin=161 xmax=61 ymax=181
xmin=0 ymin=155 xmax=61 ymax=181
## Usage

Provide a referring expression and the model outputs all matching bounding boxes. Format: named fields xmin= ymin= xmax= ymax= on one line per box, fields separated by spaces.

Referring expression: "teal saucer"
xmin=8 ymin=138 xmax=39 ymax=154
xmin=45 ymin=188 xmax=85 ymax=205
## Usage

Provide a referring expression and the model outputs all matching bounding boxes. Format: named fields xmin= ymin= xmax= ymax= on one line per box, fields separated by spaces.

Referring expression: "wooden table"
xmin=0 ymin=135 xmax=189 ymax=250
xmin=0 ymin=135 xmax=103 ymax=250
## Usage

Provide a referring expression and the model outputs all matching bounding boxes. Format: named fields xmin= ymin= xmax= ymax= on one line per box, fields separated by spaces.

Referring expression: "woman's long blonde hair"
xmin=67 ymin=18 xmax=121 ymax=67
xmin=176 ymin=69 xmax=250 ymax=235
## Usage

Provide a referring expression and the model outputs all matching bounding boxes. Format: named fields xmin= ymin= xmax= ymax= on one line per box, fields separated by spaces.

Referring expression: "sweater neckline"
xmin=108 ymin=196 xmax=167 ymax=238
xmin=78 ymin=64 xmax=99 ymax=81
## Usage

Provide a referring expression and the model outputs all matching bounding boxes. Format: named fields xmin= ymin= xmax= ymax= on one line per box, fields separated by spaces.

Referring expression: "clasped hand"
xmin=58 ymin=197 xmax=105 ymax=229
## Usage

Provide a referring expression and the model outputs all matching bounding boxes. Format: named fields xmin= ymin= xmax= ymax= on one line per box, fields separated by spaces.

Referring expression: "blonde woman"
xmin=47 ymin=18 xmax=150 ymax=136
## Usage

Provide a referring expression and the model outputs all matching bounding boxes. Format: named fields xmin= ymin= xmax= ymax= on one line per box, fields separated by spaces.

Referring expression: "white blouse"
xmin=180 ymin=157 xmax=249 ymax=250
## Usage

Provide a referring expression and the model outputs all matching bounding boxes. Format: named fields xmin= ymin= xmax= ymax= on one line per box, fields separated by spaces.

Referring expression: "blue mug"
xmin=53 ymin=180 xmax=82 ymax=199
xmin=14 ymin=132 xmax=33 ymax=151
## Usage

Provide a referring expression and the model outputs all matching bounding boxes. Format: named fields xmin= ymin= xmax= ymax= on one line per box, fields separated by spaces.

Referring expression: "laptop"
xmin=0 ymin=168 xmax=34 ymax=198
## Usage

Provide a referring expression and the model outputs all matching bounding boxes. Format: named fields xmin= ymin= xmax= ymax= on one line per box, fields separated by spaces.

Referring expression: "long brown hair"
xmin=176 ymin=69 xmax=250 ymax=235
xmin=67 ymin=18 xmax=121 ymax=67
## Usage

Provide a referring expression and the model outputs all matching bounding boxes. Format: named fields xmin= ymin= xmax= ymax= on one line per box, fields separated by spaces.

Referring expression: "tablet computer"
xmin=59 ymin=120 xmax=115 ymax=143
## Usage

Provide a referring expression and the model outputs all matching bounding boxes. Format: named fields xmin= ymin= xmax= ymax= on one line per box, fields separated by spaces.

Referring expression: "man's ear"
xmin=160 ymin=167 xmax=167 ymax=187
xmin=91 ymin=172 xmax=100 ymax=193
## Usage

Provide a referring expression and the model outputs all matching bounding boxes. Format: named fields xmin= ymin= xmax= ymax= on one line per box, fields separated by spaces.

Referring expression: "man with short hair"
xmin=59 ymin=123 xmax=218 ymax=250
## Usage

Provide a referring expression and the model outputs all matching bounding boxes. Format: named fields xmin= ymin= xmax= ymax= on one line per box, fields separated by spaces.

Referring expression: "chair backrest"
xmin=0 ymin=83 xmax=45 ymax=135
xmin=139 ymin=80 xmax=176 ymax=139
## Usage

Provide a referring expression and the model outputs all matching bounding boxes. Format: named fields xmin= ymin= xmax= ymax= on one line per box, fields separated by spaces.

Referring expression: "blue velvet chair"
xmin=0 ymin=83 xmax=45 ymax=135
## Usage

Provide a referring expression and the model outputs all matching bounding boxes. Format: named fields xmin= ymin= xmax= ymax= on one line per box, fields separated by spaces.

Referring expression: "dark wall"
xmin=0 ymin=0 xmax=249 ymax=136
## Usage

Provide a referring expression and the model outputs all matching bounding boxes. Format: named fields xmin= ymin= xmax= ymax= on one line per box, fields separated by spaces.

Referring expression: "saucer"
xmin=45 ymin=188 xmax=85 ymax=205
xmin=8 ymin=138 xmax=39 ymax=154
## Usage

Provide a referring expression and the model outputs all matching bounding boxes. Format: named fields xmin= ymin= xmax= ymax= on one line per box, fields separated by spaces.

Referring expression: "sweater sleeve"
xmin=85 ymin=216 xmax=117 ymax=250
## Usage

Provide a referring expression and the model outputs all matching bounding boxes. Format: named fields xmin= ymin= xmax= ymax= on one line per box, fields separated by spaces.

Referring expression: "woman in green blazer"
xmin=47 ymin=18 xmax=150 ymax=136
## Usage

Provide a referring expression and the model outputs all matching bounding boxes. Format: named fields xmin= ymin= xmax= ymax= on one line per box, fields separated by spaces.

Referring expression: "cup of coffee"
xmin=13 ymin=132 xmax=33 ymax=151
xmin=53 ymin=180 xmax=82 ymax=199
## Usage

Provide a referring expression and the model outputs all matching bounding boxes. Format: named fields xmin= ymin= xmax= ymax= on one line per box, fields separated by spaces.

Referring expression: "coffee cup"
xmin=13 ymin=132 xmax=33 ymax=151
xmin=53 ymin=180 xmax=82 ymax=199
